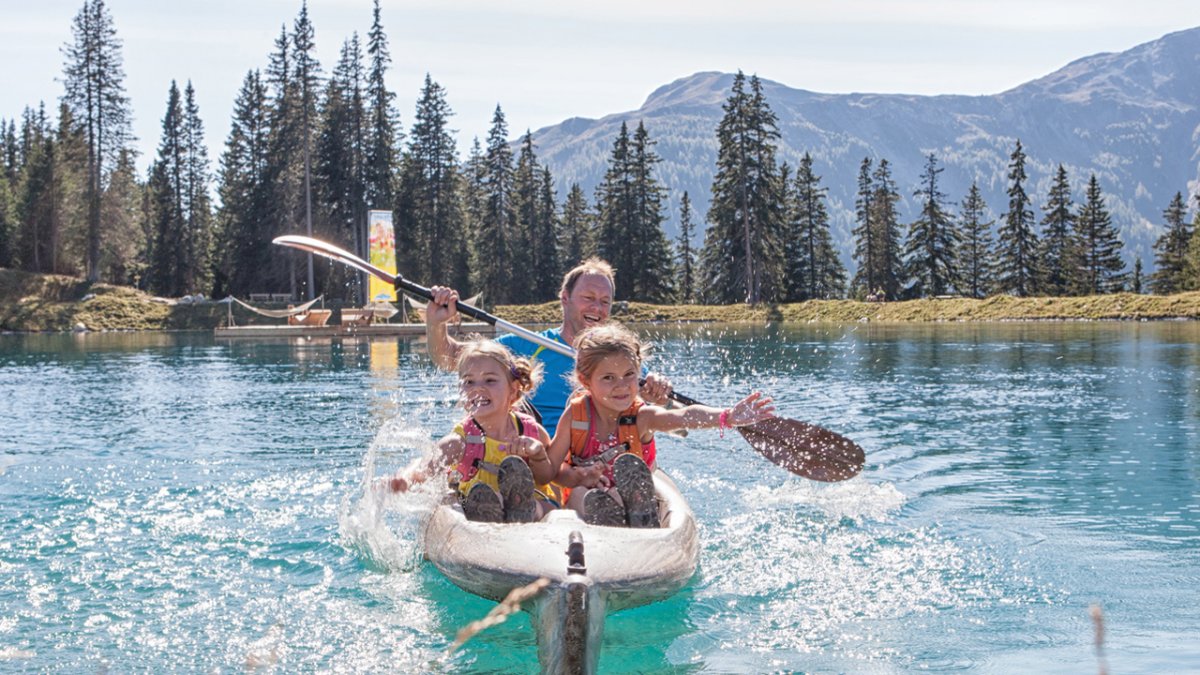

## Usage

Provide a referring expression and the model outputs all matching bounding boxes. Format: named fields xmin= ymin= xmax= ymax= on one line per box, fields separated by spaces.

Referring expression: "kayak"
xmin=421 ymin=469 xmax=699 ymax=673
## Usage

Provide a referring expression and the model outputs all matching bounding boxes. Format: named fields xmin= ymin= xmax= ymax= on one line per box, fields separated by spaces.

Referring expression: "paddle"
xmin=272 ymin=235 xmax=865 ymax=482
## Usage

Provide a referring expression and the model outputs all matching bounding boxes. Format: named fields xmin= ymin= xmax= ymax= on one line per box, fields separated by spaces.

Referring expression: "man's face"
xmin=562 ymin=273 xmax=613 ymax=339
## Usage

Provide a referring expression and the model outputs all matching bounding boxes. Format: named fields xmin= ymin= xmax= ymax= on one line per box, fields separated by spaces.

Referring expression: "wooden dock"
xmin=214 ymin=322 xmax=496 ymax=339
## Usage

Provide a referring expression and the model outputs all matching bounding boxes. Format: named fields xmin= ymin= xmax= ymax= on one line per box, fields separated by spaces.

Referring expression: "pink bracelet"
xmin=718 ymin=409 xmax=730 ymax=438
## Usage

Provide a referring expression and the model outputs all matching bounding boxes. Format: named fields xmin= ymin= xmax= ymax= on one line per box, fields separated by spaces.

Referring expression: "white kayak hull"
xmin=421 ymin=470 xmax=699 ymax=673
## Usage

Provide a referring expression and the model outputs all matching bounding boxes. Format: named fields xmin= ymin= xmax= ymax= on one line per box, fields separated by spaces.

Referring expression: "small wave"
xmin=744 ymin=478 xmax=905 ymax=522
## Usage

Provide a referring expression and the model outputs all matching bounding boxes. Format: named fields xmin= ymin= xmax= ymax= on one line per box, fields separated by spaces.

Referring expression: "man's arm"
xmin=425 ymin=286 xmax=465 ymax=371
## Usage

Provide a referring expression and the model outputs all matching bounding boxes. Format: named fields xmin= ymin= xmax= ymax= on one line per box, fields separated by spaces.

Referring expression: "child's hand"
xmin=387 ymin=473 xmax=410 ymax=493
xmin=510 ymin=436 xmax=548 ymax=462
xmin=727 ymin=392 xmax=775 ymax=427
xmin=385 ymin=467 xmax=428 ymax=493
xmin=579 ymin=463 xmax=609 ymax=489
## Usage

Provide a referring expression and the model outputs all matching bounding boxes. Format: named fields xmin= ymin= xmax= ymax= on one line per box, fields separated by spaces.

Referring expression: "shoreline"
xmin=3 ymin=268 xmax=1200 ymax=332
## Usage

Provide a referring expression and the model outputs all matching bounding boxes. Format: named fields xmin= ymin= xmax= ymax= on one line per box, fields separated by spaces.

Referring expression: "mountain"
xmin=528 ymin=27 xmax=1200 ymax=271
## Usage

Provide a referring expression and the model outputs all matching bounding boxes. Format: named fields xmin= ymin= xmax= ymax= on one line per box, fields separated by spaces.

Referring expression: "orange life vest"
xmin=566 ymin=394 xmax=657 ymax=474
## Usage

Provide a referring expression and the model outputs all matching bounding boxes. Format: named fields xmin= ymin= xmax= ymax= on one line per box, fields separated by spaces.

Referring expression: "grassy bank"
xmin=496 ymin=291 xmax=1200 ymax=324
xmin=0 ymin=268 xmax=223 ymax=332
xmin=4 ymin=267 xmax=1200 ymax=333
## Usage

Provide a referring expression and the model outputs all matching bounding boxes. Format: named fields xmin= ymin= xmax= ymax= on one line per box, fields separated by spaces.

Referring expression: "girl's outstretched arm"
xmin=389 ymin=434 xmax=463 ymax=492
xmin=639 ymin=392 xmax=775 ymax=434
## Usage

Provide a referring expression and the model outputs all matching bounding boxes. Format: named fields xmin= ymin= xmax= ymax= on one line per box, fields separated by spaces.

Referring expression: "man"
xmin=424 ymin=258 xmax=673 ymax=435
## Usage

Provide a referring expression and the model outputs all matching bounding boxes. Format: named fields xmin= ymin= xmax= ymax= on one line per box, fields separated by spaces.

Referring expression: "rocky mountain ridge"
xmin=528 ymin=27 xmax=1200 ymax=269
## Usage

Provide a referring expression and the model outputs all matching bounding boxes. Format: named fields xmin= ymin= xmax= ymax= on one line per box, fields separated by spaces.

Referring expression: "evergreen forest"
xmin=3 ymin=1 xmax=1200 ymax=307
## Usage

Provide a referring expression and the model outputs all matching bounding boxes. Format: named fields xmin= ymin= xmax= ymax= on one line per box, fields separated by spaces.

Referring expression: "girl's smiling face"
xmin=458 ymin=355 xmax=518 ymax=418
xmin=580 ymin=353 xmax=640 ymax=414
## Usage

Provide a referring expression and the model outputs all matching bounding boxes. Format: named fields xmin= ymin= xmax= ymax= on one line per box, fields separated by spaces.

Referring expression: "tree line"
xmin=2 ymin=1 xmax=1199 ymax=307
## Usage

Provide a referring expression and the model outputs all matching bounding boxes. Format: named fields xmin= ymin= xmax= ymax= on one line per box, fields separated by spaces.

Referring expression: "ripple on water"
xmin=687 ymin=479 xmax=1059 ymax=671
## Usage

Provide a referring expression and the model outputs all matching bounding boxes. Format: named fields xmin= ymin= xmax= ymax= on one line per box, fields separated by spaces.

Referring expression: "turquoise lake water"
xmin=1 ymin=323 xmax=1198 ymax=672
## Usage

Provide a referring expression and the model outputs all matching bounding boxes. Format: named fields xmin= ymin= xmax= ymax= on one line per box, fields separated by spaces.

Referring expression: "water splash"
xmin=338 ymin=415 xmax=442 ymax=574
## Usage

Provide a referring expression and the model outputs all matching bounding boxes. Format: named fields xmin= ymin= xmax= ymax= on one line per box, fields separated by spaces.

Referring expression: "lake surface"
xmin=1 ymin=322 xmax=1198 ymax=672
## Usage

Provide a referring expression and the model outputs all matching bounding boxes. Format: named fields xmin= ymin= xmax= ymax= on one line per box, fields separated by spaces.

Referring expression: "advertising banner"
xmin=367 ymin=210 xmax=396 ymax=302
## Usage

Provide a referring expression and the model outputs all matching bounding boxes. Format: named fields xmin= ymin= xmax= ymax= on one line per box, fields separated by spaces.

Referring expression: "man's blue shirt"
xmin=496 ymin=328 xmax=575 ymax=437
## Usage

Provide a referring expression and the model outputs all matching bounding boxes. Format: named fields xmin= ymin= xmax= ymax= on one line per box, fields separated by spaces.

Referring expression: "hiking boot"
xmin=613 ymin=454 xmax=659 ymax=528
xmin=462 ymin=484 xmax=503 ymax=523
xmin=582 ymin=489 xmax=626 ymax=527
xmin=498 ymin=456 xmax=537 ymax=523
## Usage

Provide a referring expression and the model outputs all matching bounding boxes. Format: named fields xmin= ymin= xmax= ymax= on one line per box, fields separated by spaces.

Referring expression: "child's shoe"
xmin=498 ymin=456 xmax=537 ymax=523
xmin=582 ymin=488 xmax=626 ymax=527
xmin=613 ymin=454 xmax=659 ymax=528
xmin=462 ymin=483 xmax=504 ymax=523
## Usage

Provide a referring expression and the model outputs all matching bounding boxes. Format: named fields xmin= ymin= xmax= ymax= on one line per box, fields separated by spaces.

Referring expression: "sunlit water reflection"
xmin=1 ymin=323 xmax=1197 ymax=672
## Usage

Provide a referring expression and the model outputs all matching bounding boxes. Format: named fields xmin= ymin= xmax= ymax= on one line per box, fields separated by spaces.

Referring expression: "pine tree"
xmin=292 ymin=1 xmax=322 ymax=299
xmin=594 ymin=122 xmax=674 ymax=302
xmin=627 ymin=122 xmax=674 ymax=303
xmin=398 ymin=75 xmax=465 ymax=292
xmin=15 ymin=105 xmax=76 ymax=275
xmin=509 ymin=131 xmax=541 ymax=302
xmin=462 ymin=137 xmax=488 ymax=296
xmin=471 ymin=106 xmax=515 ymax=303
xmin=216 ymin=70 xmax=272 ymax=297
xmin=850 ymin=157 xmax=876 ymax=298
xmin=1132 ymin=257 xmax=1143 ymax=293
xmin=787 ymin=153 xmax=844 ymax=300
xmin=61 ymin=0 xmax=133 ymax=282
xmin=1150 ymin=192 xmax=1191 ymax=294
xmin=364 ymin=0 xmax=399 ymax=214
xmin=182 ymin=81 xmax=213 ymax=294
xmin=869 ymin=159 xmax=904 ymax=300
xmin=1 ymin=120 xmax=18 ymax=182
xmin=53 ymin=104 xmax=90 ymax=276
xmin=264 ymin=24 xmax=301 ymax=297
xmin=1183 ymin=198 xmax=1200 ymax=291
xmin=147 ymin=81 xmax=186 ymax=296
xmin=995 ymin=140 xmax=1039 ymax=296
xmin=560 ymin=183 xmax=594 ymax=270
xmin=957 ymin=182 xmax=994 ymax=299
xmin=1037 ymin=164 xmax=1076 ymax=296
xmin=699 ymin=71 xmax=787 ymax=304
xmin=903 ymin=152 xmax=959 ymax=298
xmin=315 ymin=34 xmax=367 ymax=301
xmin=674 ymin=191 xmax=698 ymax=304
xmin=594 ymin=122 xmax=635 ymax=295
xmin=0 ymin=121 xmax=15 ymax=266
xmin=1072 ymin=174 xmax=1126 ymax=294
xmin=0 ymin=119 xmax=18 ymax=263
xmin=0 ymin=169 xmax=13 ymax=268
xmin=533 ymin=166 xmax=562 ymax=301
xmin=99 ymin=147 xmax=144 ymax=285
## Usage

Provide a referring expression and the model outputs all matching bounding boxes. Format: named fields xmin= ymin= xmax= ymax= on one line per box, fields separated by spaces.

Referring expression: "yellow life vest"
xmin=451 ymin=411 xmax=557 ymax=501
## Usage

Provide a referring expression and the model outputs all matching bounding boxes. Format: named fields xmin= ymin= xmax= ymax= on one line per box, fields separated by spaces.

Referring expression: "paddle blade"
xmin=738 ymin=416 xmax=865 ymax=482
xmin=273 ymin=235 xmax=396 ymax=285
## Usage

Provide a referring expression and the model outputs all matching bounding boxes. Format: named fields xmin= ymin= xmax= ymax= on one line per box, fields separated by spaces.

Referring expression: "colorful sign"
xmin=367 ymin=210 xmax=396 ymax=302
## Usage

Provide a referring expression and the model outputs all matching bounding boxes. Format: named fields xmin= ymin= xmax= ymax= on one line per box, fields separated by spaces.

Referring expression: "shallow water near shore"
xmin=2 ymin=322 xmax=1198 ymax=672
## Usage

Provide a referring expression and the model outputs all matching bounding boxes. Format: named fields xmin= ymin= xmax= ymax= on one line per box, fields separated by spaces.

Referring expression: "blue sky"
xmin=3 ymin=0 xmax=1199 ymax=173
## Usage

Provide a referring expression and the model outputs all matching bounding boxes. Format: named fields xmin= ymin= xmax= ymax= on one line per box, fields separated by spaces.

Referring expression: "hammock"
xmin=230 ymin=295 xmax=324 ymax=319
